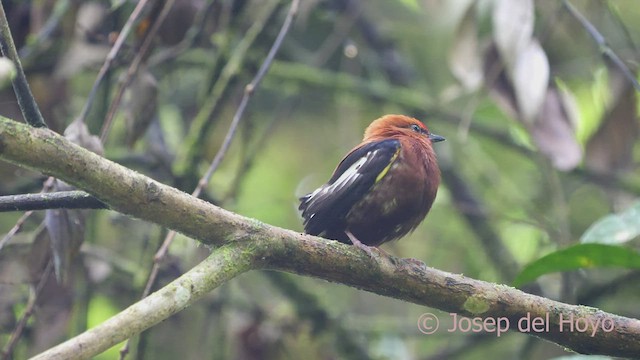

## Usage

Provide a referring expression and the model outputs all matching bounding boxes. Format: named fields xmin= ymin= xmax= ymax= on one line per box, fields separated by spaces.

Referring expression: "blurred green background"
xmin=1 ymin=0 xmax=639 ymax=359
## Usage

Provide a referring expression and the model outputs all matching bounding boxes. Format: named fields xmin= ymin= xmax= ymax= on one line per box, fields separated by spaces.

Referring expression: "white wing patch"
xmin=307 ymin=150 xmax=379 ymax=204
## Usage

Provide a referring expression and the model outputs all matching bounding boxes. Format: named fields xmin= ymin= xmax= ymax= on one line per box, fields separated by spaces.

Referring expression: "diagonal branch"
xmin=0 ymin=2 xmax=46 ymax=127
xmin=99 ymin=0 xmax=176 ymax=142
xmin=147 ymin=0 xmax=300 ymax=295
xmin=31 ymin=243 xmax=254 ymax=360
xmin=126 ymin=2 xmax=300 ymax=356
xmin=77 ymin=0 xmax=152 ymax=125
xmin=173 ymin=0 xmax=282 ymax=180
xmin=562 ymin=0 xmax=640 ymax=92
xmin=1 ymin=113 xmax=640 ymax=359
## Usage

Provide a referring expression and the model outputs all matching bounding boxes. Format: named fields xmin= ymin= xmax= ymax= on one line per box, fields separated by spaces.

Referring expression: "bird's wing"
xmin=299 ymin=139 xmax=401 ymax=235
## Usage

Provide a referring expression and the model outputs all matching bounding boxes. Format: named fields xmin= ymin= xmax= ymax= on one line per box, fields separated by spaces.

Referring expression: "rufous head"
xmin=363 ymin=114 xmax=445 ymax=144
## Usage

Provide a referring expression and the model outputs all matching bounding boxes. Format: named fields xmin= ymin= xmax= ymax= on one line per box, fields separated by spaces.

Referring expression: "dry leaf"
xmin=43 ymin=120 xmax=101 ymax=282
xmin=125 ymin=70 xmax=159 ymax=147
xmin=512 ymin=39 xmax=549 ymax=123
xmin=485 ymin=44 xmax=581 ymax=171
xmin=449 ymin=3 xmax=483 ymax=91
xmin=585 ymin=81 xmax=638 ymax=174
xmin=64 ymin=118 xmax=104 ymax=155
xmin=45 ymin=181 xmax=86 ymax=283
xmin=485 ymin=43 xmax=518 ymax=118
xmin=492 ymin=0 xmax=534 ymax=68
xmin=529 ymin=87 xmax=582 ymax=171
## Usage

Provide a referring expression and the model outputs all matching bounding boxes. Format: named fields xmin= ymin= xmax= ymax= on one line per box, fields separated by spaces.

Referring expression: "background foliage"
xmin=0 ymin=0 xmax=639 ymax=359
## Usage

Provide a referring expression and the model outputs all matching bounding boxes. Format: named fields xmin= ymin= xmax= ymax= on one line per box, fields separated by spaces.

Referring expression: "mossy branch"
xmin=1 ymin=117 xmax=639 ymax=359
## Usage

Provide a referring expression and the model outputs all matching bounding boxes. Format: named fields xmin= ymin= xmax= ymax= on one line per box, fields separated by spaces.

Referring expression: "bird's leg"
xmin=345 ymin=230 xmax=377 ymax=258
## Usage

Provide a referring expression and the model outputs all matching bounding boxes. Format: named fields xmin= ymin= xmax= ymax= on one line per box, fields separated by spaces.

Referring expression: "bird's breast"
xmin=345 ymin=151 xmax=437 ymax=245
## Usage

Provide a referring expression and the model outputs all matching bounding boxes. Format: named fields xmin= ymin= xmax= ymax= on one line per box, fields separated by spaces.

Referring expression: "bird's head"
xmin=363 ymin=114 xmax=445 ymax=144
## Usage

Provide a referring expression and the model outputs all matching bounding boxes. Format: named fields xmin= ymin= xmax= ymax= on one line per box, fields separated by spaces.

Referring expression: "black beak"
xmin=429 ymin=133 xmax=446 ymax=143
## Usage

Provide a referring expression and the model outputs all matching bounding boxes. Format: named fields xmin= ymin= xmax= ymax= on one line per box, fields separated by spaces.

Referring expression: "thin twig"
xmin=0 ymin=210 xmax=34 ymax=252
xmin=101 ymin=0 xmax=177 ymax=143
xmin=19 ymin=0 xmax=71 ymax=59
xmin=198 ymin=0 xmax=300 ymax=192
xmin=223 ymin=109 xmax=284 ymax=201
xmin=562 ymin=0 xmax=640 ymax=92
xmin=1 ymin=261 xmax=53 ymax=359
xmin=148 ymin=0 xmax=219 ymax=67
xmin=120 ymin=0 xmax=300 ymax=357
xmin=157 ymin=0 xmax=299 ymax=264
xmin=173 ymin=0 xmax=281 ymax=179
xmin=0 ymin=178 xmax=56 ymax=252
xmin=78 ymin=0 xmax=152 ymax=124
xmin=605 ymin=0 xmax=640 ymax=54
xmin=0 ymin=190 xmax=106 ymax=212
xmin=0 ymin=2 xmax=47 ymax=127
xmin=311 ymin=1 xmax=362 ymax=67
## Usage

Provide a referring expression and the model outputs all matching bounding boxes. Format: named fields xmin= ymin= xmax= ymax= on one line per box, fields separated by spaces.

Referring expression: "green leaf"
xmin=569 ymin=66 xmax=610 ymax=145
xmin=513 ymin=244 xmax=640 ymax=287
xmin=398 ymin=0 xmax=420 ymax=11
xmin=581 ymin=201 xmax=640 ymax=245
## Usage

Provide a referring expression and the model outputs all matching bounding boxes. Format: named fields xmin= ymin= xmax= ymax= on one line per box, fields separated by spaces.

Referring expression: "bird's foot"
xmin=345 ymin=230 xmax=377 ymax=258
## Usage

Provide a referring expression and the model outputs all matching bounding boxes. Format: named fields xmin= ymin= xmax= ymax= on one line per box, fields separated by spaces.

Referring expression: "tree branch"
xmin=562 ymin=0 xmax=640 ymax=92
xmin=1 ymin=113 xmax=640 ymax=358
xmin=0 ymin=190 xmax=106 ymax=212
xmin=0 ymin=2 xmax=47 ymax=127
xmin=2 ymin=261 xmax=53 ymax=359
xmin=26 ymin=225 xmax=640 ymax=359
xmin=126 ymin=2 xmax=300 ymax=355
xmin=77 ymin=0 xmax=152 ymax=125
xmin=99 ymin=0 xmax=175 ymax=142
xmin=173 ymin=0 xmax=282 ymax=180
xmin=31 ymin=242 xmax=253 ymax=360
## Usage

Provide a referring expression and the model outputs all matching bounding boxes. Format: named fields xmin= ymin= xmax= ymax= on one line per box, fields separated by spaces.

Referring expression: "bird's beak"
xmin=429 ymin=133 xmax=446 ymax=143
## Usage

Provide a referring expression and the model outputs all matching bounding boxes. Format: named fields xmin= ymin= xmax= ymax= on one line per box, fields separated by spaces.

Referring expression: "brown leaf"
xmin=125 ymin=70 xmax=159 ymax=147
xmin=529 ymin=87 xmax=582 ymax=171
xmin=158 ymin=0 xmax=203 ymax=45
xmin=449 ymin=2 xmax=483 ymax=91
xmin=47 ymin=121 xmax=99 ymax=282
xmin=485 ymin=43 xmax=581 ymax=171
xmin=44 ymin=180 xmax=87 ymax=283
xmin=492 ymin=0 xmax=534 ymax=68
xmin=44 ymin=209 xmax=79 ymax=283
xmin=64 ymin=119 xmax=104 ymax=155
xmin=29 ymin=225 xmax=52 ymax=280
xmin=32 ymin=272 xmax=74 ymax=353
xmin=511 ymin=39 xmax=549 ymax=123
xmin=484 ymin=43 xmax=518 ymax=119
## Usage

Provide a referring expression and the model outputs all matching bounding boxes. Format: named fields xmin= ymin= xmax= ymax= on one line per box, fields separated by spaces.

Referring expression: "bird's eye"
xmin=410 ymin=124 xmax=423 ymax=133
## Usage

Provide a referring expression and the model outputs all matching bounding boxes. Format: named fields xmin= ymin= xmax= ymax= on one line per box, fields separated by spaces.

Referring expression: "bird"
xmin=299 ymin=114 xmax=445 ymax=256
